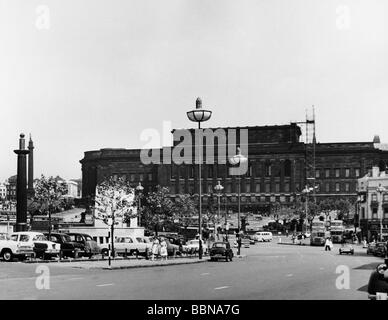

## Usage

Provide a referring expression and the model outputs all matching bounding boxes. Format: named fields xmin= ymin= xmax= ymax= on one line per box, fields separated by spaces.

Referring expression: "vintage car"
xmin=10 ymin=232 xmax=60 ymax=259
xmin=0 ymin=234 xmax=34 ymax=262
xmin=44 ymin=232 xmax=84 ymax=258
xmin=100 ymin=236 xmax=152 ymax=256
xmin=185 ymin=239 xmax=208 ymax=254
xmin=373 ymin=242 xmax=387 ymax=258
xmin=66 ymin=233 xmax=100 ymax=257
xmin=339 ymin=244 xmax=354 ymax=255
xmin=209 ymin=242 xmax=234 ymax=262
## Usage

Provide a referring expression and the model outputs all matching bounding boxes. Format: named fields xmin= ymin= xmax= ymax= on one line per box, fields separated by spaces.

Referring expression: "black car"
xmin=44 ymin=232 xmax=84 ymax=258
xmin=373 ymin=242 xmax=387 ymax=258
xmin=66 ymin=233 xmax=100 ymax=257
xmin=209 ymin=242 xmax=234 ymax=262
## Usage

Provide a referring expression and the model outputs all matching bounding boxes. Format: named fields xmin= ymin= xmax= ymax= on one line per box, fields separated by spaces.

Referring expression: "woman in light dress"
xmin=151 ymin=238 xmax=160 ymax=261
xmin=160 ymin=238 xmax=168 ymax=260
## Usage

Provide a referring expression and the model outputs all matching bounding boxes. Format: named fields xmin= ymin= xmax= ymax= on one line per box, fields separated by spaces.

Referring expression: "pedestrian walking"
xmin=325 ymin=237 xmax=331 ymax=251
xmin=160 ymin=238 xmax=168 ymax=260
xmin=151 ymin=238 xmax=160 ymax=261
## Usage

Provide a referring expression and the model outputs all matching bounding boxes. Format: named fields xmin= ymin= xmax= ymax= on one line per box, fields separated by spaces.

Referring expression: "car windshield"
xmin=10 ymin=235 xmax=18 ymax=241
xmin=136 ymin=237 xmax=145 ymax=243
xmin=33 ymin=235 xmax=47 ymax=241
xmin=213 ymin=243 xmax=226 ymax=248
xmin=85 ymin=235 xmax=93 ymax=241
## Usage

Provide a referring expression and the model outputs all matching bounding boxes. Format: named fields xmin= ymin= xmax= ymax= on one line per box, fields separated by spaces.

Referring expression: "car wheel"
xmin=2 ymin=250 xmax=13 ymax=262
xmin=101 ymin=249 xmax=109 ymax=256
xmin=229 ymin=254 xmax=233 ymax=262
xmin=225 ymin=255 xmax=229 ymax=262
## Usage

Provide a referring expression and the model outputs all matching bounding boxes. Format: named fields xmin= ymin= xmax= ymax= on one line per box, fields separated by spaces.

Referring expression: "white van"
xmin=253 ymin=232 xmax=273 ymax=242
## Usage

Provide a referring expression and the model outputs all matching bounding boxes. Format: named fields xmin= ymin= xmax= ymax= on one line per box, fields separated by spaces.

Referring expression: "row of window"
xmin=315 ymin=168 xmax=361 ymax=178
xmin=370 ymin=193 xmax=388 ymax=202
xmin=170 ymin=164 xmax=362 ymax=179
xmin=112 ymin=173 xmax=153 ymax=182
xmin=170 ymin=181 xmax=356 ymax=195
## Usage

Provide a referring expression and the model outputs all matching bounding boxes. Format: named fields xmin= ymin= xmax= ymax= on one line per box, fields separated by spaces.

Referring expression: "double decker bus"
xmin=329 ymin=220 xmax=344 ymax=243
xmin=310 ymin=220 xmax=329 ymax=246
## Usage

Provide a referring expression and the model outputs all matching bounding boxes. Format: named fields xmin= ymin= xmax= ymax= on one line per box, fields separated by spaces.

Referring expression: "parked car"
xmin=10 ymin=232 xmax=60 ymax=259
xmin=253 ymin=232 xmax=273 ymax=242
xmin=209 ymin=242 xmax=234 ymax=262
xmin=44 ymin=232 xmax=84 ymax=258
xmin=373 ymin=242 xmax=387 ymax=257
xmin=186 ymin=239 xmax=208 ymax=254
xmin=0 ymin=234 xmax=34 ymax=261
xmin=367 ymin=243 xmax=376 ymax=255
xmin=160 ymin=237 xmax=186 ymax=256
xmin=100 ymin=236 xmax=152 ymax=256
xmin=339 ymin=244 xmax=354 ymax=255
xmin=66 ymin=233 xmax=100 ymax=257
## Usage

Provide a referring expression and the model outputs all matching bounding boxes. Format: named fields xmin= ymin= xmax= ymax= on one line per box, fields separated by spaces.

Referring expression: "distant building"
xmin=53 ymin=176 xmax=80 ymax=198
xmin=70 ymin=179 xmax=82 ymax=198
xmin=0 ymin=183 xmax=6 ymax=200
xmin=80 ymin=124 xmax=388 ymax=216
xmin=6 ymin=175 xmax=17 ymax=201
xmin=357 ymin=166 xmax=388 ymax=241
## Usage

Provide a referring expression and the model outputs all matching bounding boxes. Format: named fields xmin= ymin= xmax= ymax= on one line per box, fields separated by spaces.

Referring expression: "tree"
xmin=32 ymin=175 xmax=68 ymax=237
xmin=141 ymin=186 xmax=175 ymax=235
xmin=172 ymin=194 xmax=198 ymax=227
xmin=93 ymin=177 xmax=137 ymax=256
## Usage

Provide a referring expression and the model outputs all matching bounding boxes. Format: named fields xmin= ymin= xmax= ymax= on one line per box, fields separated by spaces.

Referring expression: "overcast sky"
xmin=1 ymin=0 xmax=387 ymax=182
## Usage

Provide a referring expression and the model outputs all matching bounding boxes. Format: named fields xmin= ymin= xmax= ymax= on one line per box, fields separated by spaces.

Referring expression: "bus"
xmin=310 ymin=220 xmax=329 ymax=246
xmin=329 ymin=220 xmax=344 ymax=243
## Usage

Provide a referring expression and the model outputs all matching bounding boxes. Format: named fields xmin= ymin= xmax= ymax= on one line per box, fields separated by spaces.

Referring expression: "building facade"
xmin=80 ymin=124 xmax=388 ymax=215
xmin=5 ymin=175 xmax=17 ymax=201
xmin=357 ymin=166 xmax=388 ymax=241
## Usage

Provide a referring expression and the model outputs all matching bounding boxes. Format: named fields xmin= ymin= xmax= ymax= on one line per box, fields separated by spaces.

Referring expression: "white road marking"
xmin=68 ymin=277 xmax=84 ymax=281
xmin=286 ymin=274 xmax=293 ymax=277
xmin=201 ymin=273 xmax=210 ymax=276
xmin=214 ymin=286 xmax=229 ymax=290
xmin=319 ymin=267 xmax=324 ymax=270
xmin=96 ymin=283 xmax=114 ymax=287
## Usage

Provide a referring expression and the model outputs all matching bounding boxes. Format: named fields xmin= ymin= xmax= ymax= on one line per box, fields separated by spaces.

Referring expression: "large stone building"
xmin=80 ymin=124 xmax=388 ymax=215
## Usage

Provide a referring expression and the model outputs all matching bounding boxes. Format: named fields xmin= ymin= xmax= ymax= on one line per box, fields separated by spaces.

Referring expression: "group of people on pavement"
xmin=150 ymin=237 xmax=168 ymax=261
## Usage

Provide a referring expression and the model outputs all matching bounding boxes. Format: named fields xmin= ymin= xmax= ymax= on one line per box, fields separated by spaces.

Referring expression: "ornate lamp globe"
xmin=136 ymin=182 xmax=144 ymax=192
xmin=187 ymin=98 xmax=212 ymax=124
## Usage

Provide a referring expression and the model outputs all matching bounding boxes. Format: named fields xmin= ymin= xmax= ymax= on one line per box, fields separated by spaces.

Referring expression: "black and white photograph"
xmin=1 ymin=0 xmax=388 ymax=311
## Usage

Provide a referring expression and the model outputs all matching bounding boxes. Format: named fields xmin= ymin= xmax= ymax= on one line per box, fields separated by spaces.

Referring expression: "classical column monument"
xmin=14 ymin=133 xmax=30 ymax=231
xmin=27 ymin=134 xmax=35 ymax=198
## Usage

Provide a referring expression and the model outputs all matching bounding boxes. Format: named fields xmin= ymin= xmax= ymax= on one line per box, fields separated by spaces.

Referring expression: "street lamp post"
xmin=229 ymin=147 xmax=247 ymax=251
xmin=377 ymin=185 xmax=386 ymax=242
xmin=214 ymin=181 xmax=224 ymax=241
xmin=187 ymin=98 xmax=212 ymax=260
xmin=136 ymin=182 xmax=144 ymax=227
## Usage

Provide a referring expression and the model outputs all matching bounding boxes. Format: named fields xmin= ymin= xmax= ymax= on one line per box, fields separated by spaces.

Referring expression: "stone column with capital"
xmin=14 ymin=133 xmax=30 ymax=232
xmin=27 ymin=134 xmax=35 ymax=198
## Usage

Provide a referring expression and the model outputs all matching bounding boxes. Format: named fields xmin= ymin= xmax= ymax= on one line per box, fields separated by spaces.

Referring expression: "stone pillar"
xmin=14 ymin=134 xmax=30 ymax=232
xmin=27 ymin=135 xmax=34 ymax=198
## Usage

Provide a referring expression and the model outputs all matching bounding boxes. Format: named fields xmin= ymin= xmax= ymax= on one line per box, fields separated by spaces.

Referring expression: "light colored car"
xmin=253 ymin=232 xmax=273 ymax=242
xmin=186 ymin=239 xmax=208 ymax=253
xmin=101 ymin=236 xmax=152 ymax=256
xmin=10 ymin=232 xmax=61 ymax=259
xmin=339 ymin=244 xmax=354 ymax=255
xmin=0 ymin=235 xmax=34 ymax=261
